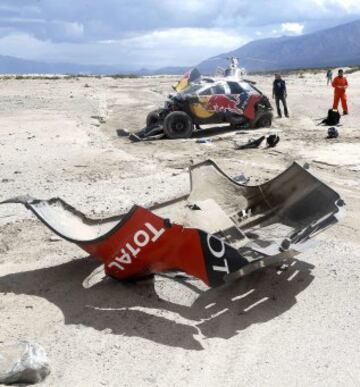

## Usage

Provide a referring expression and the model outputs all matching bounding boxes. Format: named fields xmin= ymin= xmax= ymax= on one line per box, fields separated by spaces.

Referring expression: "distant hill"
xmin=197 ymin=19 xmax=360 ymax=74
xmin=0 ymin=54 xmax=189 ymax=76
xmin=0 ymin=55 xmax=132 ymax=75
xmin=150 ymin=66 xmax=189 ymax=75
xmin=134 ymin=66 xmax=189 ymax=76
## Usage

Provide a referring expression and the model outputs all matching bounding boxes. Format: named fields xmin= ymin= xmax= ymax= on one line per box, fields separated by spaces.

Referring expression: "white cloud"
xmin=118 ymin=28 xmax=248 ymax=66
xmin=120 ymin=28 xmax=245 ymax=49
xmin=0 ymin=33 xmax=48 ymax=58
xmin=163 ymin=0 xmax=208 ymax=12
xmin=63 ymin=22 xmax=84 ymax=38
xmin=0 ymin=17 xmax=47 ymax=24
xmin=281 ymin=23 xmax=304 ymax=35
xmin=97 ymin=28 xmax=248 ymax=67
xmin=0 ymin=1 xmax=359 ymax=68
xmin=0 ymin=28 xmax=248 ymax=68
xmin=313 ymin=0 xmax=360 ymax=12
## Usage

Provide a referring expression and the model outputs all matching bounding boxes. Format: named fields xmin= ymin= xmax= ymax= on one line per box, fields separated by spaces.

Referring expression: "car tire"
xmin=146 ymin=109 xmax=163 ymax=128
xmin=163 ymin=111 xmax=193 ymax=139
xmin=249 ymin=113 xmax=272 ymax=129
xmin=256 ymin=113 xmax=272 ymax=128
xmin=225 ymin=111 xmax=246 ymax=127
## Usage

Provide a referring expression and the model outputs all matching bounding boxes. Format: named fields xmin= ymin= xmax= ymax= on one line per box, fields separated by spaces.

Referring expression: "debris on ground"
xmin=116 ymin=128 xmax=130 ymax=137
xmin=318 ymin=108 xmax=341 ymax=126
xmin=196 ymin=138 xmax=212 ymax=145
xmin=266 ymin=134 xmax=280 ymax=147
xmin=232 ymin=173 xmax=250 ymax=184
xmin=128 ymin=133 xmax=142 ymax=142
xmin=235 ymin=136 xmax=265 ymax=149
xmin=327 ymin=127 xmax=339 ymax=139
xmin=128 ymin=124 xmax=164 ymax=142
xmin=2 ymin=160 xmax=344 ymax=288
xmin=0 ymin=341 xmax=50 ymax=385
xmin=91 ymin=115 xmax=106 ymax=124
xmin=235 ymin=134 xmax=280 ymax=150
xmin=48 ymin=236 xmax=61 ymax=242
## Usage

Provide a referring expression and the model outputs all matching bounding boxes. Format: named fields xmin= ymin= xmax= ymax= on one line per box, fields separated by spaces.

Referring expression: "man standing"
xmin=326 ymin=69 xmax=333 ymax=85
xmin=272 ymin=74 xmax=288 ymax=118
xmin=332 ymin=69 xmax=348 ymax=115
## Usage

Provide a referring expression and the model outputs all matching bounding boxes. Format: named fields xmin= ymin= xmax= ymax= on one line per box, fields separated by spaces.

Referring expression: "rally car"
xmin=134 ymin=75 xmax=273 ymax=140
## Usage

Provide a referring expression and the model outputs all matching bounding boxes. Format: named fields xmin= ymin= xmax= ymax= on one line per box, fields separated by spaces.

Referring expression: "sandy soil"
xmin=0 ymin=72 xmax=359 ymax=387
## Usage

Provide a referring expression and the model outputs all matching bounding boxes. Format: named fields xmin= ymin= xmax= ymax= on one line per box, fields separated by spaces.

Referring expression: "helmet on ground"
xmin=327 ymin=127 xmax=339 ymax=139
xmin=267 ymin=134 xmax=280 ymax=148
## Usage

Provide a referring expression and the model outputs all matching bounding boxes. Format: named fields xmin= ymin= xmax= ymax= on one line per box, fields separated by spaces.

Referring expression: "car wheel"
xmin=146 ymin=109 xmax=163 ymax=128
xmin=225 ymin=111 xmax=246 ymax=127
xmin=256 ymin=113 xmax=272 ymax=128
xmin=163 ymin=111 xmax=193 ymax=139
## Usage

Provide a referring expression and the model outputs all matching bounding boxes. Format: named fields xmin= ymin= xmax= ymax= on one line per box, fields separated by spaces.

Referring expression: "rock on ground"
xmin=0 ymin=341 xmax=50 ymax=385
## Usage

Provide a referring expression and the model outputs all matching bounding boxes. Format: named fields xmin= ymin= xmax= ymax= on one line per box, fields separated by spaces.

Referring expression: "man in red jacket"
xmin=332 ymin=69 xmax=349 ymax=115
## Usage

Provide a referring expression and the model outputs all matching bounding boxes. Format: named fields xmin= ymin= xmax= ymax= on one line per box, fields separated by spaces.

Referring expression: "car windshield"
xmin=239 ymin=82 xmax=256 ymax=93
xmin=181 ymin=84 xmax=203 ymax=95
xmin=227 ymin=81 xmax=243 ymax=94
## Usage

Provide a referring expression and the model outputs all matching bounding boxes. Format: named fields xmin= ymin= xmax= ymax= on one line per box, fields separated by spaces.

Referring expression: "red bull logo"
xmin=206 ymin=95 xmax=243 ymax=115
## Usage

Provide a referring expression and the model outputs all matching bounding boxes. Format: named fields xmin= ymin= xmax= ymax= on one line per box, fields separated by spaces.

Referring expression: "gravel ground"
xmin=0 ymin=72 xmax=359 ymax=386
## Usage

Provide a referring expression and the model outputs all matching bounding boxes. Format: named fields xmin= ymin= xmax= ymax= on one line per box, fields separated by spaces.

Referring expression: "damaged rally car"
xmin=132 ymin=66 xmax=273 ymax=141
xmin=2 ymin=160 xmax=344 ymax=288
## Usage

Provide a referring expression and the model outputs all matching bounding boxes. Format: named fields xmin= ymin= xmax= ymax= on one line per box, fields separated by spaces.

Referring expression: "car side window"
xmin=227 ymin=81 xmax=244 ymax=94
xmin=199 ymin=84 xmax=226 ymax=95
xmin=210 ymin=84 xmax=226 ymax=94
xmin=199 ymin=86 xmax=212 ymax=95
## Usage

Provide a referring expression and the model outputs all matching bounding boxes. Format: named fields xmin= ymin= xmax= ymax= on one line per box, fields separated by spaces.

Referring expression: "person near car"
xmin=272 ymin=74 xmax=288 ymax=118
xmin=332 ymin=69 xmax=348 ymax=115
xmin=326 ymin=69 xmax=333 ymax=85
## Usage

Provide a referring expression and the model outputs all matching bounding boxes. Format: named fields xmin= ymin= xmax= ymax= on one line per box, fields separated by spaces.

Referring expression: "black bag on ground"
xmin=321 ymin=109 xmax=340 ymax=126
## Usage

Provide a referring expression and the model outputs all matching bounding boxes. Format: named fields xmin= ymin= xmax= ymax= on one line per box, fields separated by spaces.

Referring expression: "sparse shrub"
xmin=109 ymin=74 xmax=139 ymax=79
xmin=345 ymin=66 xmax=360 ymax=74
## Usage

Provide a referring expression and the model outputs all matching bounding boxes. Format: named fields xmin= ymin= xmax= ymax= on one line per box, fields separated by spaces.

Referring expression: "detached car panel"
xmin=2 ymin=161 xmax=344 ymax=288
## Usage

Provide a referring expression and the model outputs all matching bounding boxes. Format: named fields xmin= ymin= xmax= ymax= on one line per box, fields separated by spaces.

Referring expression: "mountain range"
xmin=197 ymin=19 xmax=360 ymax=73
xmin=0 ymin=19 xmax=360 ymax=75
xmin=0 ymin=55 xmax=132 ymax=75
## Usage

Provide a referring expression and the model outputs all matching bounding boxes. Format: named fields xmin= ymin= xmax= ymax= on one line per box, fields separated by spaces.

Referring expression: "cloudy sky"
xmin=0 ymin=0 xmax=359 ymax=69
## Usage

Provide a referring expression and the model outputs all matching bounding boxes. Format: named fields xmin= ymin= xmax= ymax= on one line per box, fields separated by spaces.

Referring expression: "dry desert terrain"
xmin=0 ymin=71 xmax=359 ymax=386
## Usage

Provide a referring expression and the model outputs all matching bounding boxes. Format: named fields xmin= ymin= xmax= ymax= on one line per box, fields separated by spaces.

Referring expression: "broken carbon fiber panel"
xmin=1 ymin=160 xmax=344 ymax=287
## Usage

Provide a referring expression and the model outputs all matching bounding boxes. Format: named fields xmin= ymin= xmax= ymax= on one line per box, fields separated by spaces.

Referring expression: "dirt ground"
xmin=0 ymin=71 xmax=359 ymax=387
